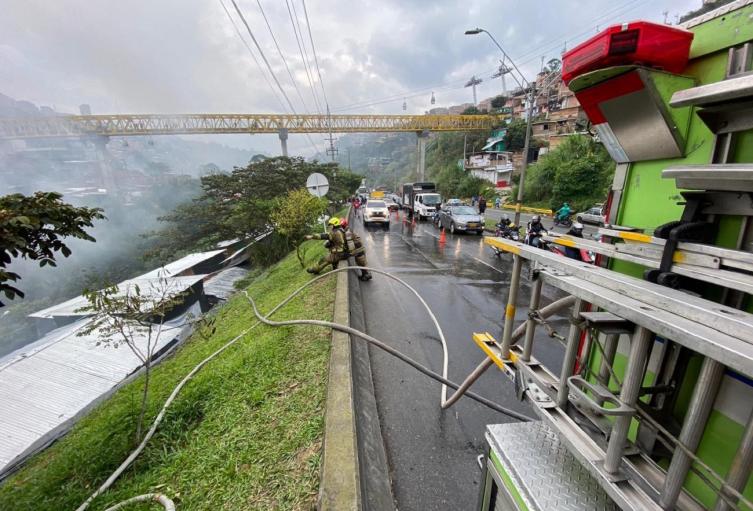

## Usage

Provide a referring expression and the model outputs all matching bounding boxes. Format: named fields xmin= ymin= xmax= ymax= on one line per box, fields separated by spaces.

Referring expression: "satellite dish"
xmin=306 ymin=172 xmax=329 ymax=197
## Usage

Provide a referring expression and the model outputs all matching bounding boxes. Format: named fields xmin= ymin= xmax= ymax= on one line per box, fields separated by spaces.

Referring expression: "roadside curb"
xmin=318 ymin=266 xmax=361 ymax=510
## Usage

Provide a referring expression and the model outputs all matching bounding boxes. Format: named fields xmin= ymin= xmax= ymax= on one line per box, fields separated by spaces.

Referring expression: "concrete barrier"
xmin=318 ymin=268 xmax=361 ymax=510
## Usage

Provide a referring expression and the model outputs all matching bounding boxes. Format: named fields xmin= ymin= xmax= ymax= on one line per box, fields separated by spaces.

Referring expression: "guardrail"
xmin=501 ymin=203 xmax=553 ymax=216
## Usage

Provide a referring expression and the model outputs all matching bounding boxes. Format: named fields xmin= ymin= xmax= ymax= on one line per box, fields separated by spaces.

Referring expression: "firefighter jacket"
xmin=312 ymin=228 xmax=346 ymax=254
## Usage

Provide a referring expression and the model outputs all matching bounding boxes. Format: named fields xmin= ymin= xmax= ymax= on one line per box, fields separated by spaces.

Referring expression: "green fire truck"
xmin=480 ymin=1 xmax=753 ymax=509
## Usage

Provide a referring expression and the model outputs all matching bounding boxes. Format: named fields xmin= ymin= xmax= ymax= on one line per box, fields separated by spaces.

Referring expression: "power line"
xmin=227 ymin=0 xmax=322 ymax=155
xmin=301 ymin=0 xmax=329 ymax=107
xmin=218 ymin=0 xmax=288 ymax=113
xmin=286 ymin=0 xmax=323 ymax=114
xmin=299 ymin=0 xmax=336 ymax=161
xmin=255 ymin=0 xmax=311 ymax=113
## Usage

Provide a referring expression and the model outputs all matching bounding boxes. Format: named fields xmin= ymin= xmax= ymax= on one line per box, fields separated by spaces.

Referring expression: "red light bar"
xmin=562 ymin=21 xmax=693 ymax=84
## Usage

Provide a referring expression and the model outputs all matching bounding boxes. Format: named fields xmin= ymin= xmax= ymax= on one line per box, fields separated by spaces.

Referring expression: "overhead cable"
xmin=255 ymin=0 xmax=312 ymax=114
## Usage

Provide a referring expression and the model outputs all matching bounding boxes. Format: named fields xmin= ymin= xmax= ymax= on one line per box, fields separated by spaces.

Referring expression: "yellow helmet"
xmin=328 ymin=217 xmax=341 ymax=226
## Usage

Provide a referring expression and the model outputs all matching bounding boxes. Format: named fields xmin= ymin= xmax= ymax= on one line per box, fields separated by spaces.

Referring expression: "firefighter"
xmin=340 ymin=218 xmax=372 ymax=281
xmin=304 ymin=217 xmax=347 ymax=274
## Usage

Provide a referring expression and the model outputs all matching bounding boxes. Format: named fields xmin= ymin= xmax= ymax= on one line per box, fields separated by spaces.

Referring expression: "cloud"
xmin=1 ymin=0 xmax=700 ymax=154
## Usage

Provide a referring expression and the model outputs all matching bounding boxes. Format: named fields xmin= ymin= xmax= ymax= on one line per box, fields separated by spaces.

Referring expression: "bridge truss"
xmin=0 ymin=113 xmax=504 ymax=140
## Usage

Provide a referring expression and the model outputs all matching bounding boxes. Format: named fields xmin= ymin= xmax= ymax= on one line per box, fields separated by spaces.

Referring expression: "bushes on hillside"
xmin=518 ymin=135 xmax=614 ymax=212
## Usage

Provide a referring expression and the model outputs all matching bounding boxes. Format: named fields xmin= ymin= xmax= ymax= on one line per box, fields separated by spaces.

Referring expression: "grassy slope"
xmin=0 ymin=242 xmax=334 ymax=511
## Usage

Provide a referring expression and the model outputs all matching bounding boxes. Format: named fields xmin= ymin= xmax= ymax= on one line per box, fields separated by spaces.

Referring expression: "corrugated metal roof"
xmin=0 ymin=313 xmax=189 ymax=474
xmin=138 ymin=250 xmax=225 ymax=279
xmin=29 ymin=275 xmax=205 ymax=319
xmin=204 ymin=267 xmax=249 ymax=300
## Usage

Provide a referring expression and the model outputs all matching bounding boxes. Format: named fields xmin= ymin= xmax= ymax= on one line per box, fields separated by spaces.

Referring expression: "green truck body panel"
xmin=578 ymin=5 xmax=753 ymax=507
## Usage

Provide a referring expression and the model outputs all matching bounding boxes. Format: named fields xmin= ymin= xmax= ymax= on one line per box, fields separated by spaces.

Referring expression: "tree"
xmin=270 ymin=188 xmax=327 ymax=267
xmin=0 ymin=192 xmax=104 ymax=306
xmin=490 ymin=95 xmax=508 ymax=109
xmin=503 ymin=118 xmax=528 ymax=151
xmin=78 ymin=275 xmax=187 ymax=441
xmin=545 ymin=58 xmax=561 ymax=73
xmin=148 ymin=157 xmax=361 ymax=263
xmin=520 ymin=135 xmax=615 ymax=211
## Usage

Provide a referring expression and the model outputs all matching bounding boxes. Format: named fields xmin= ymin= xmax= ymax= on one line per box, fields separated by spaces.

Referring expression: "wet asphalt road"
xmin=351 ymin=210 xmax=569 ymax=511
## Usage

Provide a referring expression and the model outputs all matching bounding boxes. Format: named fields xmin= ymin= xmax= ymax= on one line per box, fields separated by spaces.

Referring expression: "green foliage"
xmin=0 ymin=192 xmax=104 ymax=306
xmin=520 ymin=135 xmax=615 ymax=212
xmin=0 ymin=243 xmax=334 ymax=511
xmin=503 ymin=118 xmax=528 ymax=152
xmin=490 ymin=95 xmax=508 ymax=108
xmin=78 ymin=279 xmax=189 ymax=440
xmin=270 ymin=188 xmax=327 ymax=267
xmin=545 ymin=58 xmax=561 ymax=73
xmin=148 ymin=157 xmax=360 ymax=259
xmin=462 ymin=106 xmax=486 ymax=115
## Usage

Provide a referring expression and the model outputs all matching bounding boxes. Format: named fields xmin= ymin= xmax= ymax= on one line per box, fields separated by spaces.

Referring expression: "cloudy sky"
xmin=2 ymin=0 xmax=697 ymax=155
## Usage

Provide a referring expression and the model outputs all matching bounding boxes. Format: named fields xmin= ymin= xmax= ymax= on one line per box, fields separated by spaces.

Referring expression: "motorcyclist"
xmin=526 ymin=215 xmax=548 ymax=248
xmin=564 ymin=222 xmax=584 ymax=260
xmin=556 ymin=202 xmax=572 ymax=223
xmin=496 ymin=214 xmax=519 ymax=240
xmin=340 ymin=218 xmax=372 ymax=281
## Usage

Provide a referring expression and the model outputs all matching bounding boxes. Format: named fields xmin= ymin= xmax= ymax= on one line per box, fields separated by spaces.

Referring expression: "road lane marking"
xmin=472 ymin=256 xmax=507 ymax=275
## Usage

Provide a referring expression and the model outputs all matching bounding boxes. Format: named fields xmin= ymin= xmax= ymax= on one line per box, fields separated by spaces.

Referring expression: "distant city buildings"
xmin=457 ymin=70 xmax=587 ymax=190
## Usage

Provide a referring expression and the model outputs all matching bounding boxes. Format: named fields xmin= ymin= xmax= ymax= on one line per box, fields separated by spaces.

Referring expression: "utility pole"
xmin=465 ymin=75 xmax=483 ymax=105
xmin=465 ymin=27 xmax=547 ymax=226
xmin=325 ymin=105 xmax=337 ymax=162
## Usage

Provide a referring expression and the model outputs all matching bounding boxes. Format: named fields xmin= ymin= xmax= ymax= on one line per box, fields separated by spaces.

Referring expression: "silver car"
xmin=437 ymin=205 xmax=484 ymax=235
xmin=577 ymin=204 xmax=606 ymax=226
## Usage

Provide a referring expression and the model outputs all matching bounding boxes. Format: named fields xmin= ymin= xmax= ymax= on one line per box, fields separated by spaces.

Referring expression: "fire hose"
xmin=77 ymin=265 xmax=568 ymax=510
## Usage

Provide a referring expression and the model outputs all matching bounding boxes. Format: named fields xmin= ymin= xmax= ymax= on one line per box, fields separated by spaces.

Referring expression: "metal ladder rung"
xmin=537 ymin=269 xmax=753 ymax=378
xmin=663 ymin=164 xmax=753 ymax=192
xmin=598 ymin=227 xmax=753 ymax=269
xmin=670 ymin=73 xmax=753 ymax=108
xmin=485 ymin=237 xmax=753 ymax=346
xmin=544 ymin=233 xmax=753 ymax=295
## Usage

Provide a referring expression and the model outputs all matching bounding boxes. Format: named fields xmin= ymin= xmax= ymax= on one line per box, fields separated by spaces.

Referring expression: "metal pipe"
xmin=500 ymin=253 xmax=523 ymax=357
xmin=598 ymin=333 xmax=620 ymax=388
xmin=660 ymin=358 xmax=724 ymax=509
xmin=442 ymin=295 xmax=576 ymax=409
xmin=522 ymin=277 xmax=543 ymax=362
xmin=604 ymin=326 xmax=653 ymax=474
xmin=556 ymin=298 xmax=585 ymax=408
xmin=714 ymin=409 xmax=753 ymax=511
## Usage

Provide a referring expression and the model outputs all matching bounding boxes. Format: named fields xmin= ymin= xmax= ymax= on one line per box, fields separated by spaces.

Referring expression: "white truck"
xmin=400 ymin=182 xmax=442 ymax=221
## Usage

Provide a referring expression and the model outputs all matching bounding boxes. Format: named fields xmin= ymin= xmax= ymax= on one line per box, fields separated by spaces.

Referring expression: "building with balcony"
xmin=465 ymin=151 xmax=513 ymax=189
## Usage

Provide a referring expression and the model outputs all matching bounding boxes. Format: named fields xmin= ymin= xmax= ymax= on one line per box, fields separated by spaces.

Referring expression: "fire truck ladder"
xmin=482 ymin=236 xmax=753 ymax=510
xmin=479 ymin=43 xmax=753 ymax=510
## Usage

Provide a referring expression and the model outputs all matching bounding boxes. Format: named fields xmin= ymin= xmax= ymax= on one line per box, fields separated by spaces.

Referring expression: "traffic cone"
xmin=439 ymin=228 xmax=446 ymax=244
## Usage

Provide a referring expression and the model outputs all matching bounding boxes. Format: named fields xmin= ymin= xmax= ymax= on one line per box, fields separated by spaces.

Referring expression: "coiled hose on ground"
xmin=77 ymin=265 xmax=572 ymax=510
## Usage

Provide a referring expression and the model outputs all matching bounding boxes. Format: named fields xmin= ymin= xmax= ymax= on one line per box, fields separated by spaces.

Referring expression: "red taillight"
xmin=562 ymin=21 xmax=693 ymax=84
xmin=609 ymin=29 xmax=639 ymax=55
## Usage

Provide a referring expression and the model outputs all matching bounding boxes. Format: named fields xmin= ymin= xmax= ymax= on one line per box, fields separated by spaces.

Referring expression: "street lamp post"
xmin=465 ymin=27 xmax=535 ymax=227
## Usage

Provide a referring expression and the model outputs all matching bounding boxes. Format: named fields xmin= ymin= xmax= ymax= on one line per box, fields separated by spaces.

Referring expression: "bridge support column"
xmin=416 ymin=130 xmax=429 ymax=181
xmin=92 ymin=136 xmax=117 ymax=194
xmin=278 ymin=128 xmax=289 ymax=157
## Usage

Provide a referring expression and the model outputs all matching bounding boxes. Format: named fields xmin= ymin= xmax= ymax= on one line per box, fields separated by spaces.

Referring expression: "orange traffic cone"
xmin=439 ymin=228 xmax=446 ymax=244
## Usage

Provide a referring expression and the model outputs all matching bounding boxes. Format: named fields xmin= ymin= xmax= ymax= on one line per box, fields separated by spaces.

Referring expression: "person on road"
xmin=340 ymin=218 xmax=372 ymax=281
xmin=564 ymin=222 xmax=584 ymax=260
xmin=525 ymin=215 xmax=548 ymax=249
xmin=556 ymin=202 xmax=572 ymax=223
xmin=494 ymin=196 xmax=501 ymax=209
xmin=478 ymin=196 xmax=487 ymax=215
